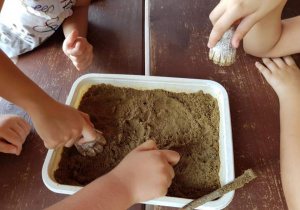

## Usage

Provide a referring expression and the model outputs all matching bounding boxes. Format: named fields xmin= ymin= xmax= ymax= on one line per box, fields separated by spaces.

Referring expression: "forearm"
xmin=62 ymin=1 xmax=90 ymax=37
xmin=279 ymin=96 xmax=300 ymax=210
xmin=0 ymin=50 xmax=56 ymax=114
xmin=46 ymin=172 xmax=135 ymax=210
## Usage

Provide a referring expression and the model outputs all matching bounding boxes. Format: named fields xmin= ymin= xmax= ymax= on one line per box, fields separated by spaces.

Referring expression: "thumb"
xmin=78 ymin=123 xmax=98 ymax=144
xmin=135 ymin=140 xmax=158 ymax=151
xmin=231 ymin=15 xmax=257 ymax=48
xmin=0 ymin=140 xmax=18 ymax=155
xmin=65 ymin=29 xmax=79 ymax=50
xmin=160 ymin=150 xmax=180 ymax=166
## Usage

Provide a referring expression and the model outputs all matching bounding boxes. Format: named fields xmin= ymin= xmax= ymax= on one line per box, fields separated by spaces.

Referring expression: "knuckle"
xmin=232 ymin=1 xmax=245 ymax=10
xmin=213 ymin=25 xmax=226 ymax=34
xmin=264 ymin=59 xmax=272 ymax=65
xmin=153 ymin=150 xmax=163 ymax=159
xmin=209 ymin=12 xmax=217 ymax=23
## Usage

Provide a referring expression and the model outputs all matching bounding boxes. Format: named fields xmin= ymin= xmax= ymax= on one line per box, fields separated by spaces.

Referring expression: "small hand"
xmin=110 ymin=140 xmax=180 ymax=203
xmin=255 ymin=56 xmax=300 ymax=99
xmin=0 ymin=115 xmax=31 ymax=155
xmin=208 ymin=0 xmax=286 ymax=48
xmin=63 ymin=29 xmax=93 ymax=71
xmin=28 ymin=100 xmax=97 ymax=149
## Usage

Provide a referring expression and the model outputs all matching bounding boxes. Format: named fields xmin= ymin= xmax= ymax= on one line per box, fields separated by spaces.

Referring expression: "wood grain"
xmin=0 ymin=0 xmax=143 ymax=209
xmin=148 ymin=0 xmax=300 ymax=209
xmin=1 ymin=0 xmax=300 ymax=209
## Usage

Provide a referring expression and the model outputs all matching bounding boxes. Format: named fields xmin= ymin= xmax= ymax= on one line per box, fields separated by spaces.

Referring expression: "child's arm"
xmin=46 ymin=140 xmax=180 ymax=210
xmin=0 ymin=50 xmax=97 ymax=149
xmin=208 ymin=0 xmax=286 ymax=48
xmin=62 ymin=0 xmax=93 ymax=71
xmin=255 ymin=56 xmax=300 ymax=209
xmin=243 ymin=16 xmax=300 ymax=57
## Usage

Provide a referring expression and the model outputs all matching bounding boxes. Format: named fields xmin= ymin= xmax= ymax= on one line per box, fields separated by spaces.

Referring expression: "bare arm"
xmin=208 ymin=0 xmax=286 ymax=48
xmin=46 ymin=141 xmax=180 ymax=210
xmin=46 ymin=173 xmax=134 ymax=210
xmin=0 ymin=50 xmax=97 ymax=148
xmin=255 ymin=56 xmax=300 ymax=210
xmin=279 ymin=90 xmax=300 ymax=210
xmin=0 ymin=50 xmax=53 ymax=114
xmin=62 ymin=0 xmax=90 ymax=37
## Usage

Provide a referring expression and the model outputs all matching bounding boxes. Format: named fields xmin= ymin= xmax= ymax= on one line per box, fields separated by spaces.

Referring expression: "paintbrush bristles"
xmin=209 ymin=27 xmax=236 ymax=66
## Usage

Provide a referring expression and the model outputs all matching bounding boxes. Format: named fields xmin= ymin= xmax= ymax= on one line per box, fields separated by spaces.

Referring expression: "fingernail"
xmin=207 ymin=42 xmax=212 ymax=48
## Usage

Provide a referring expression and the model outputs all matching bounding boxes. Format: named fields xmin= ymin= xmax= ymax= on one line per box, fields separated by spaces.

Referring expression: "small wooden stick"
xmin=180 ymin=169 xmax=257 ymax=210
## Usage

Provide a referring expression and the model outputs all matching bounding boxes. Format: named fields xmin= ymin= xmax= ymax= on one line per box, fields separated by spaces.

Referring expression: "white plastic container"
xmin=42 ymin=74 xmax=234 ymax=209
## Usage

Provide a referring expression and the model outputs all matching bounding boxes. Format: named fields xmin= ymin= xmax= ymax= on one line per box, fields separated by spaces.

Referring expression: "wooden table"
xmin=0 ymin=0 xmax=299 ymax=209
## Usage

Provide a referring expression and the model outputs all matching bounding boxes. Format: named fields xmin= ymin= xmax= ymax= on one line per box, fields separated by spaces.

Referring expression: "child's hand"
xmin=255 ymin=56 xmax=300 ymax=100
xmin=208 ymin=0 xmax=286 ymax=48
xmin=28 ymin=100 xmax=97 ymax=149
xmin=63 ymin=30 xmax=93 ymax=71
xmin=110 ymin=140 xmax=180 ymax=203
xmin=0 ymin=115 xmax=31 ymax=155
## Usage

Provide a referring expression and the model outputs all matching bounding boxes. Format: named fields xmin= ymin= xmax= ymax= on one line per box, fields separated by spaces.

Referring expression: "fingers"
xmin=18 ymin=119 xmax=31 ymax=134
xmin=272 ymin=58 xmax=286 ymax=69
xmin=136 ymin=140 xmax=158 ymax=151
xmin=1 ymin=129 xmax=23 ymax=155
xmin=160 ymin=150 xmax=180 ymax=166
xmin=0 ymin=139 xmax=18 ymax=155
xmin=78 ymin=124 xmax=98 ymax=144
xmin=255 ymin=61 xmax=272 ymax=80
xmin=64 ymin=30 xmax=79 ymax=50
xmin=73 ymin=56 xmax=93 ymax=71
xmin=13 ymin=122 xmax=29 ymax=144
xmin=135 ymin=141 xmax=180 ymax=165
xmin=261 ymin=58 xmax=279 ymax=72
xmin=231 ymin=14 xmax=258 ymax=48
xmin=208 ymin=9 xmax=241 ymax=48
xmin=64 ymin=135 xmax=80 ymax=148
xmin=283 ymin=56 xmax=296 ymax=67
xmin=209 ymin=1 xmax=226 ymax=25
xmin=66 ymin=40 xmax=85 ymax=56
xmin=65 ymin=39 xmax=93 ymax=71
xmin=80 ymin=112 xmax=94 ymax=128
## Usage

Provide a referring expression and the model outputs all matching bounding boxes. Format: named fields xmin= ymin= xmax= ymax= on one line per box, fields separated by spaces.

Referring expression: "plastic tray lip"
xmin=42 ymin=73 xmax=235 ymax=209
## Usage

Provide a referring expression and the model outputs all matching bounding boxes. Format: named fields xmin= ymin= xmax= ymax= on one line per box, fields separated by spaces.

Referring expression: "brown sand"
xmin=54 ymin=84 xmax=220 ymax=198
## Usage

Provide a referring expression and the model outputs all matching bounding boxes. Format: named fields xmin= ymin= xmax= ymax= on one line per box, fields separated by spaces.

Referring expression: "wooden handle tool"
xmin=180 ymin=169 xmax=257 ymax=210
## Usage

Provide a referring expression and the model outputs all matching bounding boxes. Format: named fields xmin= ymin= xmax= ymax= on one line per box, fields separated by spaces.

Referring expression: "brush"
xmin=209 ymin=26 xmax=236 ymax=66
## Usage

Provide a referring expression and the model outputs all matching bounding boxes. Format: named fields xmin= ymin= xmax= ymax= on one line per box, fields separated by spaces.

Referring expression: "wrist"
xmin=278 ymin=91 xmax=300 ymax=104
xmin=107 ymin=170 xmax=137 ymax=206
xmin=24 ymin=94 xmax=57 ymax=116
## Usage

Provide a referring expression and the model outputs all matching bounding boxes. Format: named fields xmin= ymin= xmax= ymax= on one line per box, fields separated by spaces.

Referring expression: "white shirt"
xmin=0 ymin=0 xmax=76 ymax=58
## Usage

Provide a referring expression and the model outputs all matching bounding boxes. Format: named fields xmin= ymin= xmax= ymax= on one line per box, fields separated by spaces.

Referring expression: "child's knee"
xmin=243 ymin=43 xmax=272 ymax=58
